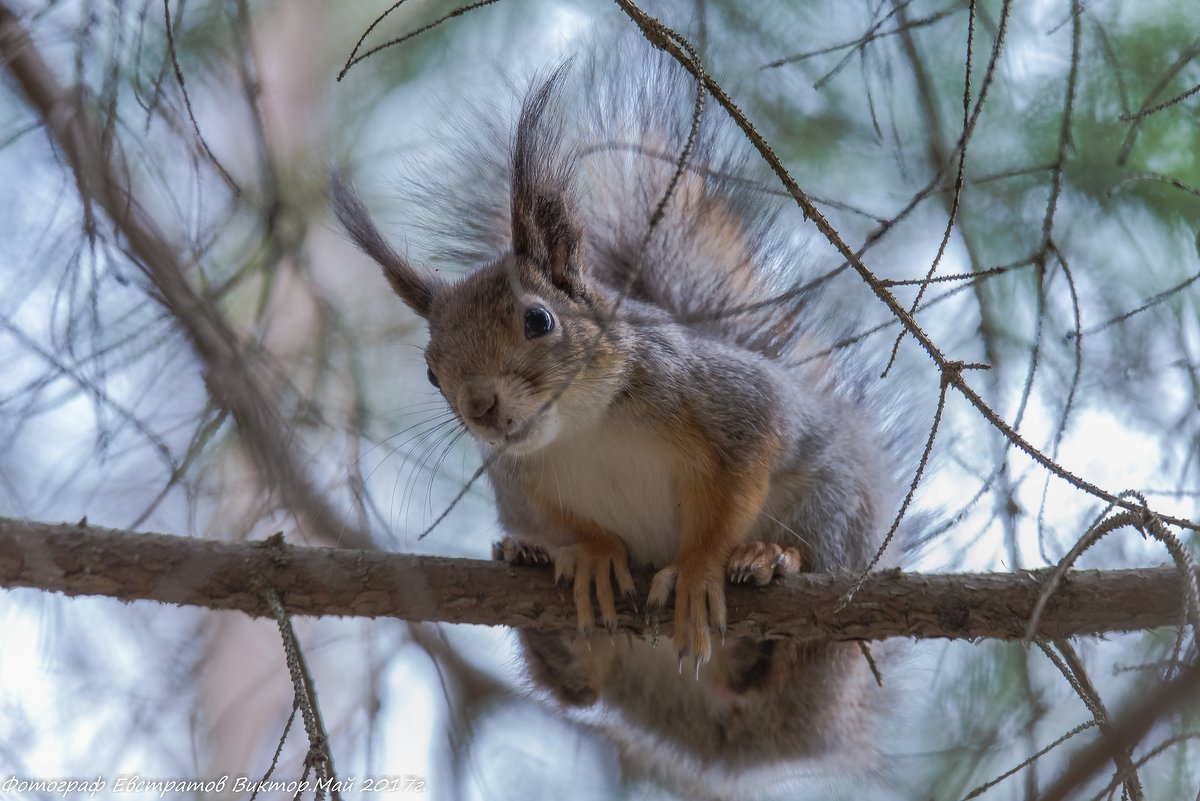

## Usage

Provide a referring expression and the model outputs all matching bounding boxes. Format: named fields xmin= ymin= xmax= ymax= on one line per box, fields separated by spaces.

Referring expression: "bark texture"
xmin=0 ymin=516 xmax=1190 ymax=641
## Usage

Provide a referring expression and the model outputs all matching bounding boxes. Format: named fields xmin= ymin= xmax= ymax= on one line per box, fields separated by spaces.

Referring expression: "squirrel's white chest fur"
xmin=528 ymin=417 xmax=681 ymax=568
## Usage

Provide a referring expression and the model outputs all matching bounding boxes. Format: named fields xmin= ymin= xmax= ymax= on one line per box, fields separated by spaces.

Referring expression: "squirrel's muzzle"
xmin=465 ymin=386 xmax=500 ymax=429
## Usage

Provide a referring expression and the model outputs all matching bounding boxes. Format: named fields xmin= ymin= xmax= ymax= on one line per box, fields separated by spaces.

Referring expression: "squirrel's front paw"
xmin=551 ymin=540 xmax=636 ymax=634
xmin=647 ymin=562 xmax=726 ymax=667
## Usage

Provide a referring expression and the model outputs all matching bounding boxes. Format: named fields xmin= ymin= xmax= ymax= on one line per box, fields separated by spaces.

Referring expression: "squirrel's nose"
xmin=465 ymin=389 xmax=499 ymax=427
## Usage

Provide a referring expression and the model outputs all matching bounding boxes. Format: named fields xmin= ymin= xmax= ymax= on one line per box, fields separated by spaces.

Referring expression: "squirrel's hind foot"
xmin=726 ymin=542 xmax=804 ymax=586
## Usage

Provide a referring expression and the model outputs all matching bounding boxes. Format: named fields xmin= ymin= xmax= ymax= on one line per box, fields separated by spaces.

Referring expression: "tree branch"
xmin=0 ymin=516 xmax=1191 ymax=642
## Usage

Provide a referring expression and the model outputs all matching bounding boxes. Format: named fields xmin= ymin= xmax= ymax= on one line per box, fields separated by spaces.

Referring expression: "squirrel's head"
xmin=333 ymin=174 xmax=625 ymax=457
xmin=334 ymin=69 xmax=626 ymax=455
xmin=423 ymin=188 xmax=628 ymax=455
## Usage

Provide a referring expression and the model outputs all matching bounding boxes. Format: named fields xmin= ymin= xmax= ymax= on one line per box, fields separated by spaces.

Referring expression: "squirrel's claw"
xmin=649 ymin=563 xmax=724 ymax=666
xmin=551 ymin=540 xmax=633 ymax=635
xmin=614 ymin=558 xmax=638 ymax=613
xmin=573 ymin=556 xmax=598 ymax=634
xmin=708 ymin=579 xmax=727 ymax=637
xmin=492 ymin=536 xmax=552 ymax=566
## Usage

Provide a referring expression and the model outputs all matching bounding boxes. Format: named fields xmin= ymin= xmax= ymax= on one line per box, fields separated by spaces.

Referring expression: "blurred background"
xmin=0 ymin=0 xmax=1198 ymax=799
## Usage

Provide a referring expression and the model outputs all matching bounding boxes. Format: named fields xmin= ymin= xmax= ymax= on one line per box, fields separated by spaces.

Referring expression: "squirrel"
xmin=334 ymin=41 xmax=914 ymax=795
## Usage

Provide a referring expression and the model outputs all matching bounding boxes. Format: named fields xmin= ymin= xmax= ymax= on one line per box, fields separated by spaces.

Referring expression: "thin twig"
xmin=263 ymin=586 xmax=341 ymax=801
xmin=1041 ymin=639 xmax=1144 ymax=800
xmin=162 ymin=0 xmax=239 ymax=194
xmin=959 ymin=720 xmax=1099 ymax=801
xmin=337 ymin=0 xmax=502 ymax=82
xmin=1069 ymin=267 xmax=1200 ymax=340
xmin=1039 ymin=661 xmax=1200 ymax=801
xmin=1117 ymin=38 xmax=1200 ymax=165
xmin=881 ymin=0 xmax=977 ymax=377
xmin=843 ymin=368 xmax=955 ymax=604
xmin=1119 ymin=81 xmax=1200 ymax=121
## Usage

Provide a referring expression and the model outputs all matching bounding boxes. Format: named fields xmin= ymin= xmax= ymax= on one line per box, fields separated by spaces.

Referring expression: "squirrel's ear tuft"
xmin=512 ymin=189 xmax=582 ymax=294
xmin=511 ymin=66 xmax=584 ymax=295
xmin=330 ymin=172 xmax=442 ymax=318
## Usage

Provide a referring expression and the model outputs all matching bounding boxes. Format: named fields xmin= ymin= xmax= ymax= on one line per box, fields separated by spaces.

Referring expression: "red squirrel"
xmin=334 ymin=43 xmax=913 ymax=792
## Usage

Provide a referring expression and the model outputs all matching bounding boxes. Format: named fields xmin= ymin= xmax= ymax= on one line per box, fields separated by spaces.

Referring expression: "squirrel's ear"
xmin=511 ymin=189 xmax=583 ymax=294
xmin=331 ymin=172 xmax=442 ymax=318
xmin=511 ymin=70 xmax=582 ymax=294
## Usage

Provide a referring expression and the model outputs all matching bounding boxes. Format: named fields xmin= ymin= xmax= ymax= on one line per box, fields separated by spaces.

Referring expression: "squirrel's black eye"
xmin=524 ymin=306 xmax=556 ymax=339
xmin=427 ymin=368 xmax=440 ymax=389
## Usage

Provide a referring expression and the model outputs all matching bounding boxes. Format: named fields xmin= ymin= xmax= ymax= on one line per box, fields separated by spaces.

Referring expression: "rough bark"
xmin=0 ymin=516 xmax=1190 ymax=641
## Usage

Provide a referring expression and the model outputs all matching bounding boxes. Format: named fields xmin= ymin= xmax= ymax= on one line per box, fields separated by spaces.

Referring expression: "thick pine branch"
xmin=0 ymin=516 xmax=1189 ymax=641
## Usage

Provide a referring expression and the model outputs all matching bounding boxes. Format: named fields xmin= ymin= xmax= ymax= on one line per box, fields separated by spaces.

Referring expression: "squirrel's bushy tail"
xmin=569 ymin=45 xmax=811 ymax=360
xmin=398 ymin=41 xmax=813 ymax=361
